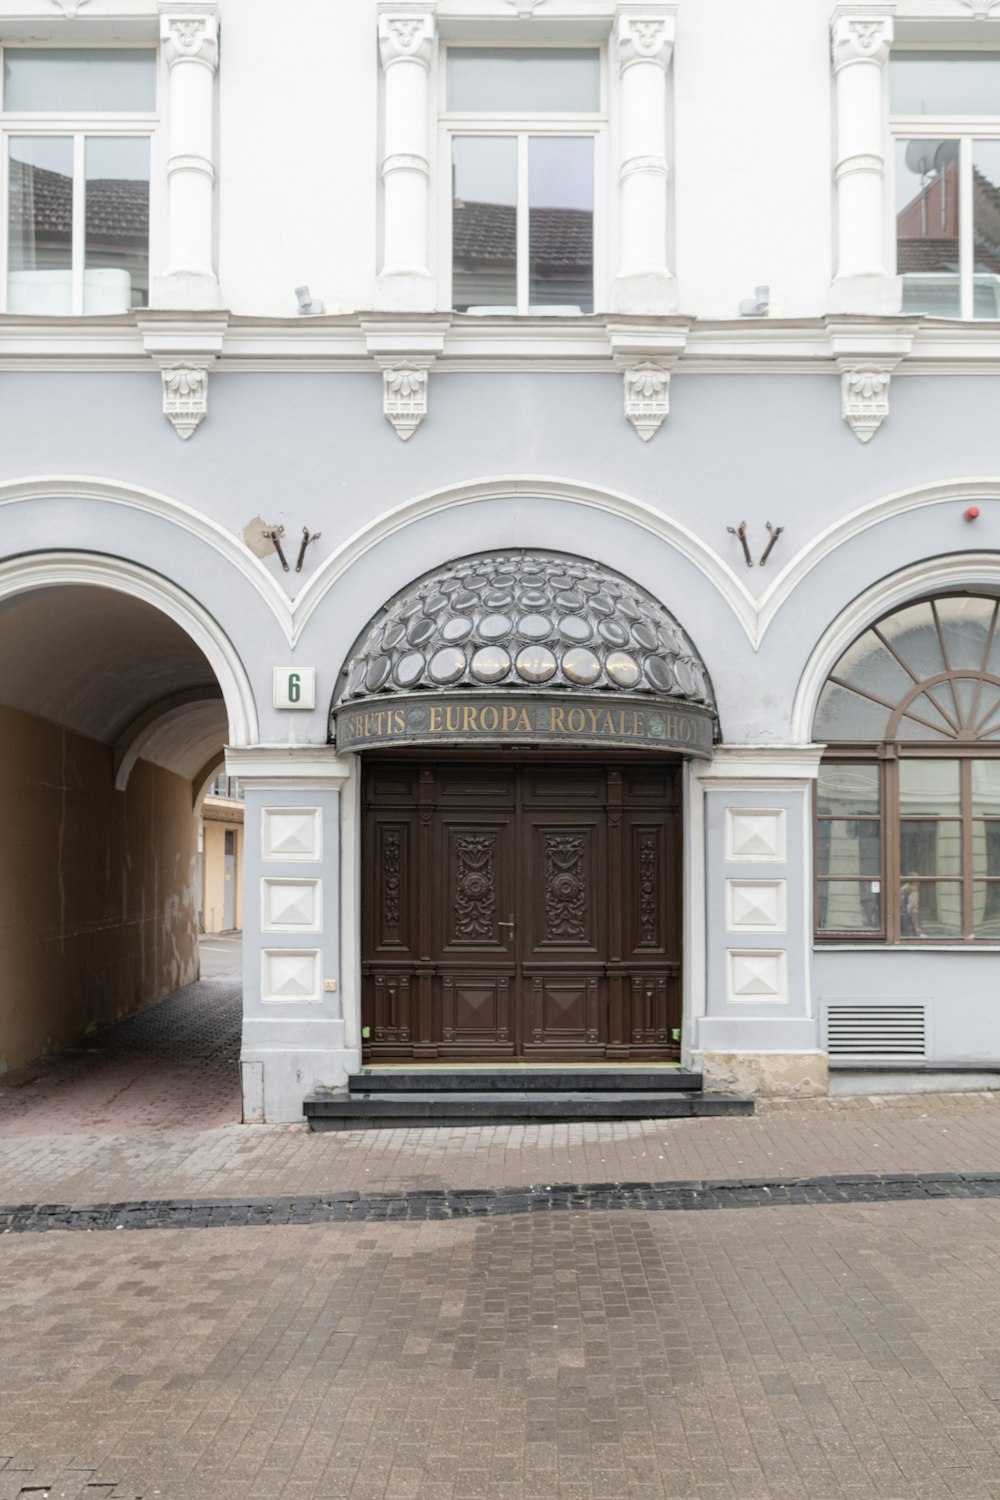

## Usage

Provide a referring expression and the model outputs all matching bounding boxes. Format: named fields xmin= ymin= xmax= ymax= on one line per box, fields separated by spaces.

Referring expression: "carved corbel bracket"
xmin=139 ymin=315 xmax=227 ymax=441
xmin=829 ymin=319 xmax=912 ymax=443
xmin=609 ymin=322 xmax=688 ymax=442
xmin=380 ymin=363 xmax=430 ymax=441
xmin=958 ymin=0 xmax=1000 ymax=16
xmin=838 ymin=365 xmax=894 ymax=443
xmin=621 ymin=363 xmax=671 ymax=442
xmin=364 ymin=318 xmax=447 ymax=442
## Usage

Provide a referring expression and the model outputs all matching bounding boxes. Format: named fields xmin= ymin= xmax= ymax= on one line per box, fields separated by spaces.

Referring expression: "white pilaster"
xmin=375 ymin=7 xmax=437 ymax=312
xmin=612 ymin=6 xmax=677 ymax=315
xmin=828 ymin=6 xmax=900 ymax=315
xmin=693 ymin=747 xmax=828 ymax=1098
xmin=226 ymin=746 xmax=356 ymax=1125
xmin=154 ymin=3 xmax=220 ymax=310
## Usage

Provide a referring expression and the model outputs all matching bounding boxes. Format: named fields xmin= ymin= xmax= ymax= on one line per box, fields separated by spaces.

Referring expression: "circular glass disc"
xmin=518 ymin=613 xmax=552 ymax=640
xmin=479 ymin=613 xmax=513 ymax=641
xmin=407 ymin=615 xmax=436 ymax=646
xmin=674 ymin=660 xmax=697 ymax=695
xmin=381 ymin=619 xmax=406 ymax=650
xmin=484 ymin=589 xmax=515 ymax=609
xmin=598 ymin=619 xmax=630 ymax=647
xmin=605 ymin=651 xmax=641 ymax=688
xmin=645 ymin=656 xmax=675 ymax=694
xmin=441 ymin=615 xmax=473 ymax=643
xmin=633 ymin=622 xmax=659 ymax=651
xmin=562 ymin=648 xmax=602 ymax=685
xmin=395 ymin=652 xmax=425 ymax=687
xmin=590 ymin=593 xmax=615 ymax=617
xmin=559 ymin=615 xmax=592 ymax=643
xmin=428 ymin=648 xmax=468 ymax=684
xmin=365 ymin=655 xmax=392 ymax=693
xmin=515 ymin=645 xmax=557 ymax=683
xmin=519 ymin=588 xmax=549 ymax=608
xmin=471 ymin=646 xmax=511 ymax=683
xmin=346 ymin=660 xmax=367 ymax=697
xmin=399 ymin=598 xmax=425 ymax=620
xmin=452 ymin=590 xmax=479 ymax=610
xmin=555 ymin=590 xmax=584 ymax=611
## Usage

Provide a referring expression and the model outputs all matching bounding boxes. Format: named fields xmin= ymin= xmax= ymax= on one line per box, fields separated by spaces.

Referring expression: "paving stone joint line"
xmin=4 ymin=1170 xmax=1000 ymax=1233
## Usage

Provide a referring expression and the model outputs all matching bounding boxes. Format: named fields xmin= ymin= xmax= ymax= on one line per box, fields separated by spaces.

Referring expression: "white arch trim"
xmin=759 ymin=478 xmax=1000 ymax=645
xmin=0 ymin=553 xmax=260 ymax=746
xmin=113 ymin=688 xmax=225 ymax=791
xmin=292 ymin=475 xmax=758 ymax=645
xmin=791 ymin=552 xmax=1000 ymax=743
xmin=193 ymin=753 xmax=228 ymax=812
xmin=0 ymin=475 xmax=294 ymax=644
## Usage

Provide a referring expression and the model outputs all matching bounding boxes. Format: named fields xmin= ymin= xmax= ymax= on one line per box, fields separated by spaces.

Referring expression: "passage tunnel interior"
xmin=0 ymin=583 xmax=230 ymax=1074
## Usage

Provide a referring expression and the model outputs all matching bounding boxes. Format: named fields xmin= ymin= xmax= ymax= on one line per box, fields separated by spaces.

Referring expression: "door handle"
xmin=498 ymin=921 xmax=515 ymax=928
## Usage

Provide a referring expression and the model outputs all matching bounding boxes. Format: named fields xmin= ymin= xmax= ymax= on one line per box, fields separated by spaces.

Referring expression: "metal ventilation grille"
xmin=825 ymin=1003 xmax=927 ymax=1059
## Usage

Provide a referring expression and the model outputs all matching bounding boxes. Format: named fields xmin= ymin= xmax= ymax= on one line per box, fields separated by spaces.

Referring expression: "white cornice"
xmin=5 ymin=310 xmax=1000 ymax=375
xmin=4 ymin=310 xmax=1000 ymax=374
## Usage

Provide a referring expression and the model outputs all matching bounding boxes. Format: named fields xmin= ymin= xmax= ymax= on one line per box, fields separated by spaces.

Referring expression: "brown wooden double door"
xmin=362 ymin=759 xmax=682 ymax=1061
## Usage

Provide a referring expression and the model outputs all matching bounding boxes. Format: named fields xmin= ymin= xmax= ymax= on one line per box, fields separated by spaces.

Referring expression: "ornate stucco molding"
xmin=609 ymin=322 xmax=687 ymax=441
xmin=622 ymin=363 xmax=670 ymax=441
xmin=161 ymin=366 xmax=209 ymax=440
xmin=829 ymin=320 xmax=913 ymax=444
xmin=840 ymin=367 xmax=892 ymax=443
xmin=616 ymin=8 xmax=675 ymax=71
xmin=139 ymin=315 xmax=227 ymax=440
xmin=831 ymin=11 xmax=893 ymax=70
xmin=382 ymin=364 xmax=429 ymax=440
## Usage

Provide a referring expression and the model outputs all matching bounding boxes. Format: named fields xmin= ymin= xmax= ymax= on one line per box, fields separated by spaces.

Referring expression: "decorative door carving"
xmin=361 ymin=760 xmax=681 ymax=1059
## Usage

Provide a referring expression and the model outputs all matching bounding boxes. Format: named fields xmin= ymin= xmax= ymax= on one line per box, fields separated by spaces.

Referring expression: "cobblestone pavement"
xmin=8 ymin=960 xmax=1000 ymax=1495
xmin=3 ymin=1090 xmax=1000 ymax=1208
xmin=5 ymin=1200 xmax=1000 ymax=1500
xmin=0 ymin=943 xmax=242 ymax=1138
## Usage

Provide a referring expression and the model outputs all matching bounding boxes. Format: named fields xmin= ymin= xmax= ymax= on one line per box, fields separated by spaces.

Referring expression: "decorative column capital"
xmin=378 ymin=10 xmax=436 ymax=70
xmin=831 ymin=10 xmax=893 ymax=72
xmin=159 ymin=5 xmax=220 ymax=72
xmin=616 ymin=8 xmax=676 ymax=72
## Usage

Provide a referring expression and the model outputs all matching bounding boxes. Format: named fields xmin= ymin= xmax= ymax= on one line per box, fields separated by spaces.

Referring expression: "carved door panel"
xmin=520 ymin=812 xmax=606 ymax=1053
xmin=436 ymin=815 xmax=516 ymax=1050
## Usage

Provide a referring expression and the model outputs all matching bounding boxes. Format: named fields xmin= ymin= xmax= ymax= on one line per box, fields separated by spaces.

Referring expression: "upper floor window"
xmin=1 ymin=46 xmax=156 ymax=315
xmin=891 ymin=51 xmax=1000 ymax=319
xmin=814 ymin=594 xmax=1000 ymax=944
xmin=442 ymin=46 xmax=603 ymax=315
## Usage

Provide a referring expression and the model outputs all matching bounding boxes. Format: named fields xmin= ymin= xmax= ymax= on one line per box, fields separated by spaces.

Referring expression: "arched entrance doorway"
xmin=0 ymin=556 xmax=255 ymax=1121
xmin=331 ymin=550 xmax=716 ymax=1063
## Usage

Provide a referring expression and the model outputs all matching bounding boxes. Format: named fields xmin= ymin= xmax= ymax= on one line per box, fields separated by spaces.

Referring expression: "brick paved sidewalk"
xmin=3 ymin=1092 xmax=1000 ymax=1209
xmin=5 ymin=1200 xmax=1000 ymax=1500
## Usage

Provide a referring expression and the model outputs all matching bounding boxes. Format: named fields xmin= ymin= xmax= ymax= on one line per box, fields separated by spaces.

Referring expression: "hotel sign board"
xmin=333 ymin=694 xmax=714 ymax=757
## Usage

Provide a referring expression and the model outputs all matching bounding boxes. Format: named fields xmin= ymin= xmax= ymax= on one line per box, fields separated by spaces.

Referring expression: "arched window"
xmin=813 ymin=594 xmax=1000 ymax=944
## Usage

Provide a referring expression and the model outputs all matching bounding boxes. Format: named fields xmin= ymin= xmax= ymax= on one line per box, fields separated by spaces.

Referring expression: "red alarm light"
xmin=965 ymin=506 xmax=981 ymax=521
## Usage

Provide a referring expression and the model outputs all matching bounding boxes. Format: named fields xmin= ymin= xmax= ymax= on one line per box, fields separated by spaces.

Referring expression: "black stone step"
xmin=349 ymin=1068 xmax=703 ymax=1094
xmin=304 ymin=1089 xmax=754 ymax=1130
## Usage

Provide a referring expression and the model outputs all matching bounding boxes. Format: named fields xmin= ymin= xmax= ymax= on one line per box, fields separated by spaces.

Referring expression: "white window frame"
xmin=890 ymin=45 xmax=1000 ymax=322
xmin=438 ymin=40 xmax=608 ymax=316
xmin=0 ymin=40 xmax=162 ymax=315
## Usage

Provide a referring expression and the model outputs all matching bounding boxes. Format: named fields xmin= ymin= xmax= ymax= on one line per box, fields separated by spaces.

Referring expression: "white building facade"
xmin=2 ymin=0 xmax=1000 ymax=1120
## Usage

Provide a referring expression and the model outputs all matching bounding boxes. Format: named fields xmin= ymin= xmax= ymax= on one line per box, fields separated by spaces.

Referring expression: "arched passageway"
xmin=0 ymin=571 xmax=249 ymax=1127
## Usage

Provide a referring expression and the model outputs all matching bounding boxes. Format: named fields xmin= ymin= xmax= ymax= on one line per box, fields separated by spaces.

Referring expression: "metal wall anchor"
xmin=263 ymin=526 xmax=289 ymax=572
xmin=295 ymin=527 xmax=322 ymax=573
xmin=727 ymin=521 xmax=753 ymax=569
xmin=759 ymin=522 xmax=784 ymax=567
